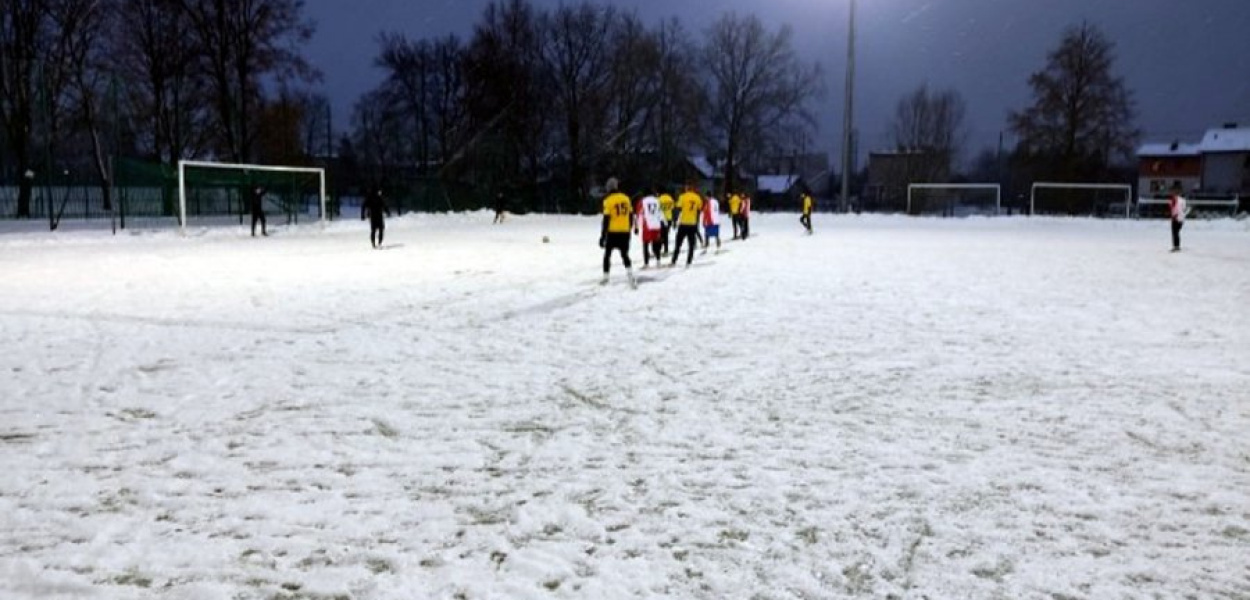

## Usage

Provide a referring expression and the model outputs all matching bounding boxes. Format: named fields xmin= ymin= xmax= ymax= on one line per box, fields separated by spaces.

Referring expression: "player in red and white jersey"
xmin=702 ymin=195 xmax=722 ymax=254
xmin=739 ymin=194 xmax=751 ymax=240
xmin=1168 ymin=183 xmax=1188 ymax=252
xmin=635 ymin=189 xmax=664 ymax=268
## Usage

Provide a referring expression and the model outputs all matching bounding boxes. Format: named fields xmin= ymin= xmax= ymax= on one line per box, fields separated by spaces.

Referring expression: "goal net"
xmin=178 ymin=160 xmax=327 ymax=232
xmin=1030 ymin=182 xmax=1132 ymax=218
xmin=907 ymin=184 xmax=1001 ymax=216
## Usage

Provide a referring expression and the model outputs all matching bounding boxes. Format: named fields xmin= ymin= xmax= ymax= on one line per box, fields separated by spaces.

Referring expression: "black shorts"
xmin=605 ymin=232 xmax=631 ymax=252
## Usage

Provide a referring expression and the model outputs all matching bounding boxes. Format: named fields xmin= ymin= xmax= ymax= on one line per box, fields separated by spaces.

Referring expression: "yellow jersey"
xmin=803 ymin=195 xmax=813 ymax=214
xmin=659 ymin=194 xmax=675 ymax=222
xmin=729 ymin=194 xmax=742 ymax=216
xmin=678 ymin=191 xmax=703 ymax=226
xmin=603 ymin=192 xmax=633 ymax=233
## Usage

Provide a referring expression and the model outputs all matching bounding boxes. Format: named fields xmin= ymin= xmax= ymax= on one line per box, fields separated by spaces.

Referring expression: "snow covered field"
xmin=1 ymin=213 xmax=1248 ymax=599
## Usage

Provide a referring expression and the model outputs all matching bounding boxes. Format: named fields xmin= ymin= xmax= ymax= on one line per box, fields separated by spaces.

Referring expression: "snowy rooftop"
xmin=1137 ymin=142 xmax=1201 ymax=157
xmin=756 ymin=174 xmax=799 ymax=193
xmin=688 ymin=155 xmax=714 ymax=178
xmin=1199 ymin=126 xmax=1250 ymax=153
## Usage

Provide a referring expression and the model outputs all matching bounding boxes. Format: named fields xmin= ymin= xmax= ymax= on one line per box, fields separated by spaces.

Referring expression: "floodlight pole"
xmin=839 ymin=0 xmax=856 ymax=213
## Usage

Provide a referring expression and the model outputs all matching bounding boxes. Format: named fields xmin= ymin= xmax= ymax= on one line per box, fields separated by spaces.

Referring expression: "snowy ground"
xmin=0 ymin=212 xmax=1248 ymax=600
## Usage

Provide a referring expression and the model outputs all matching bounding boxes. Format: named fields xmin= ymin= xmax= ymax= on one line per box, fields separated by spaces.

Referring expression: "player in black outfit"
xmin=361 ymin=188 xmax=391 ymax=248
xmin=249 ymin=186 xmax=268 ymax=237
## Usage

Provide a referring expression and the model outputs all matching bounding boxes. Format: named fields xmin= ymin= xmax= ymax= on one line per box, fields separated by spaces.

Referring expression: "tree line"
xmin=0 ymin=0 xmax=315 ymax=219
xmin=2 ymin=0 xmax=1137 ymax=220
xmin=348 ymin=0 xmax=823 ymax=212
xmin=876 ymin=22 xmax=1139 ymax=204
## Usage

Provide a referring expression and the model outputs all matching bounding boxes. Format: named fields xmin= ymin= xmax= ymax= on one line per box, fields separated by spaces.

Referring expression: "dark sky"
xmin=303 ymin=0 xmax=1250 ymax=167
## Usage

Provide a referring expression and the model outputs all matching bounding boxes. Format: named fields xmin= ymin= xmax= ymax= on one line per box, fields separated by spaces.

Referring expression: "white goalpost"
xmin=1030 ymin=182 xmax=1132 ymax=218
xmin=177 ymin=160 xmax=327 ymax=233
xmin=907 ymin=183 xmax=1001 ymax=215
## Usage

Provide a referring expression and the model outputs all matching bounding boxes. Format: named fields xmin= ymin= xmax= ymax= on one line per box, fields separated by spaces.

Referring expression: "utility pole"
xmin=839 ymin=0 xmax=856 ymax=213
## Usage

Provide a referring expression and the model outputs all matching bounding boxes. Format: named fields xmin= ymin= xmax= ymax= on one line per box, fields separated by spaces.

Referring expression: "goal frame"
xmin=1030 ymin=182 xmax=1132 ymax=218
xmin=906 ymin=183 xmax=1001 ymax=215
xmin=177 ymin=160 xmax=327 ymax=232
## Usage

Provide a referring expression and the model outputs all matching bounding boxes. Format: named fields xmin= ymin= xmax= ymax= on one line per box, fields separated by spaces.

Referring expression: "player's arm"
xmin=600 ymin=214 xmax=609 ymax=247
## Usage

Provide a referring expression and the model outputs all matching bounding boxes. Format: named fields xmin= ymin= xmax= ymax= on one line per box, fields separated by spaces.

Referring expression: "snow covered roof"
xmin=1137 ymin=142 xmax=1200 ymax=158
xmin=756 ymin=174 xmax=799 ymax=194
xmin=1198 ymin=126 xmax=1250 ymax=153
xmin=688 ymin=156 xmax=715 ymax=178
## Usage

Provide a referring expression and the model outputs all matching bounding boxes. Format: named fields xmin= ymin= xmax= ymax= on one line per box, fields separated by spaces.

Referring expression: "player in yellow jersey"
xmin=670 ymin=184 xmax=703 ymax=268
xmin=658 ymin=189 xmax=675 ymax=257
xmin=800 ymin=192 xmax=813 ymax=235
xmin=729 ymin=193 xmax=743 ymax=239
xmin=599 ymin=178 xmax=637 ymax=288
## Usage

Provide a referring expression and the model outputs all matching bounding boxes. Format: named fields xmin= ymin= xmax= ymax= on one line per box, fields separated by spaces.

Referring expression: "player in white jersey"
xmin=635 ymin=189 xmax=664 ymax=267
xmin=701 ymin=195 xmax=722 ymax=254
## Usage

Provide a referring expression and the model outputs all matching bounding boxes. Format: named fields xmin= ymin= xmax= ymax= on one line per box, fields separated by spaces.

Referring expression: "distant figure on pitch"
xmin=800 ymin=192 xmax=814 ymax=234
xmin=362 ymin=187 xmax=391 ymax=249
xmin=739 ymin=194 xmax=751 ymax=240
xmin=249 ymin=186 xmax=268 ymax=237
xmin=1169 ymin=183 xmax=1188 ymax=252
xmin=729 ymin=192 xmax=743 ymax=239
xmin=493 ymin=191 xmax=506 ymax=224
xmin=658 ymin=189 xmax=675 ymax=257
xmin=671 ymin=184 xmax=703 ymax=268
xmin=635 ymin=188 xmax=664 ymax=268
xmin=600 ymin=178 xmax=637 ymax=287
xmin=702 ymin=194 xmax=722 ymax=254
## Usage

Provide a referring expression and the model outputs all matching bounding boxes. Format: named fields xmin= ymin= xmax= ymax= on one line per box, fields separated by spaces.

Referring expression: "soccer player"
xmin=493 ymin=191 xmax=506 ymax=224
xmin=361 ymin=187 xmax=391 ymax=248
xmin=658 ymin=189 xmax=675 ymax=256
xmin=635 ymin=188 xmax=664 ymax=268
xmin=1168 ymin=183 xmax=1188 ymax=252
xmin=600 ymin=178 xmax=637 ymax=287
xmin=249 ymin=185 xmax=268 ymax=237
xmin=702 ymin=194 xmax=722 ymax=254
xmin=729 ymin=192 xmax=743 ymax=239
xmin=800 ymin=192 xmax=814 ymax=235
xmin=740 ymin=193 xmax=751 ymax=240
xmin=670 ymin=184 xmax=703 ymax=268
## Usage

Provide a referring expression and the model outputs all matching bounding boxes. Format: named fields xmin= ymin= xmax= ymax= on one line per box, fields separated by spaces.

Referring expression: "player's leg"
xmin=670 ymin=227 xmax=683 ymax=266
xmin=619 ymin=235 xmax=632 ymax=269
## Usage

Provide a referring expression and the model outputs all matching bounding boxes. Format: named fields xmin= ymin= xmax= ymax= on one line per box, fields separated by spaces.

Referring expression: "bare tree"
xmin=1008 ymin=22 xmax=1138 ymax=180
xmin=600 ymin=11 xmax=661 ymax=185
xmin=297 ymin=91 xmax=330 ymax=160
xmin=112 ymin=0 xmax=210 ymax=164
xmin=540 ymin=2 xmax=616 ymax=202
xmin=463 ymin=0 xmax=550 ymax=201
xmin=178 ymin=0 xmax=316 ymax=163
xmin=1 ymin=0 xmax=106 ymax=219
xmin=650 ymin=18 xmax=705 ymax=183
xmin=889 ymin=84 xmax=967 ymax=183
xmin=702 ymin=13 xmax=821 ymax=194
xmin=375 ymin=33 xmax=468 ymax=174
xmin=0 ymin=0 xmax=45 ymax=217
xmin=58 ymin=0 xmax=118 ymax=215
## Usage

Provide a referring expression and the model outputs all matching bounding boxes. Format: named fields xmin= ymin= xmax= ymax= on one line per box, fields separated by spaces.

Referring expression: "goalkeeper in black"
xmin=362 ymin=187 xmax=391 ymax=248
